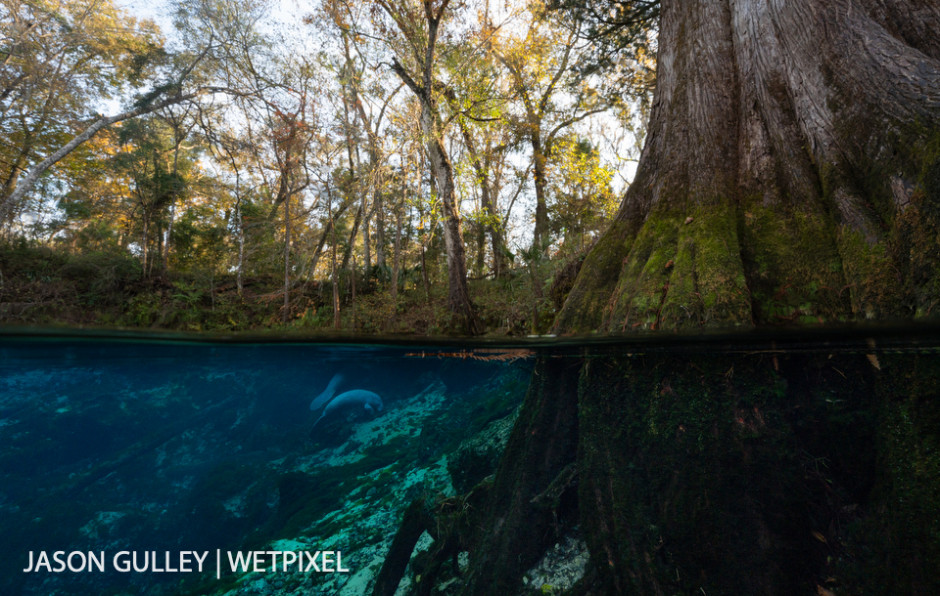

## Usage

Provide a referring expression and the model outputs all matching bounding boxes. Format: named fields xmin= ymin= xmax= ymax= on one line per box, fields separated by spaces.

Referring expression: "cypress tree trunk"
xmin=557 ymin=0 xmax=940 ymax=332
xmin=464 ymin=356 xmax=581 ymax=594
xmin=460 ymin=1 xmax=940 ymax=594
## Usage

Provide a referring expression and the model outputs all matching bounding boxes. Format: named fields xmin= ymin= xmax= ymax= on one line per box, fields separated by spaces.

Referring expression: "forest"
xmin=0 ymin=0 xmax=658 ymax=335
xmin=4 ymin=0 xmax=937 ymax=337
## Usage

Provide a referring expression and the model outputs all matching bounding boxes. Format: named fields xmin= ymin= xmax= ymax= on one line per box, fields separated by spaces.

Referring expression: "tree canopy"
xmin=0 ymin=0 xmax=643 ymax=334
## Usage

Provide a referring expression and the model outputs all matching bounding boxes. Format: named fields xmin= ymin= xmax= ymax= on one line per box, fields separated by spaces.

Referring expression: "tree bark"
xmin=351 ymin=80 xmax=401 ymax=274
xmin=454 ymin=116 xmax=507 ymax=278
xmin=310 ymin=196 xmax=355 ymax=276
xmin=457 ymin=2 xmax=940 ymax=595
xmin=283 ymin=190 xmax=291 ymax=326
xmin=391 ymin=58 xmax=482 ymax=334
xmin=424 ymin=115 xmax=481 ymax=334
xmin=141 ymin=214 xmax=150 ymax=276
xmin=342 ymin=203 xmax=363 ymax=271
xmin=391 ymin=197 xmax=402 ymax=306
xmin=160 ymin=110 xmax=191 ymax=274
xmin=556 ymin=0 xmax=940 ymax=333
xmin=373 ymin=190 xmax=386 ymax=270
xmin=329 ymin=183 xmax=341 ymax=330
xmin=530 ymin=131 xmax=550 ymax=251
xmin=236 ymin=197 xmax=244 ymax=295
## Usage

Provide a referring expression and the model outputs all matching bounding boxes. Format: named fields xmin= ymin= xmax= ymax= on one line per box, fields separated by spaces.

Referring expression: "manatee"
xmin=311 ymin=389 xmax=383 ymax=429
xmin=309 ymin=372 xmax=344 ymax=411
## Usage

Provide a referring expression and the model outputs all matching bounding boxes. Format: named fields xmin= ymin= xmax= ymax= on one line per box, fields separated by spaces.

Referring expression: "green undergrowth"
xmin=0 ymin=241 xmax=572 ymax=335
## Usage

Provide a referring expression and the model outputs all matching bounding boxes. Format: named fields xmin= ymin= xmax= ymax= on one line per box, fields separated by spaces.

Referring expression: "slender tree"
xmin=372 ymin=0 xmax=482 ymax=334
xmin=441 ymin=44 xmax=514 ymax=279
xmin=491 ymin=7 xmax=608 ymax=251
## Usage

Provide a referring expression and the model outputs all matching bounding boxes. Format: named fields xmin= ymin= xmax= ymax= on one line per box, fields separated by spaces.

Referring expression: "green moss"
xmin=739 ymin=201 xmax=849 ymax=324
xmin=663 ymin=203 xmax=751 ymax=327
xmin=601 ymin=202 xmax=751 ymax=331
xmin=554 ymin=219 xmax=637 ymax=333
xmin=836 ymin=227 xmax=899 ymax=319
xmin=607 ymin=212 xmax=677 ymax=330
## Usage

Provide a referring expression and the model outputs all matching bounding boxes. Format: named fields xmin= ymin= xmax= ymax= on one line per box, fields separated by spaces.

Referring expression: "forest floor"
xmin=0 ymin=242 xmax=578 ymax=336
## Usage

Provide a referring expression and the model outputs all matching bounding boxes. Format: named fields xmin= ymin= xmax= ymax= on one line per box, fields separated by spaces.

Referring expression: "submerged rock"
xmin=522 ymin=532 xmax=589 ymax=594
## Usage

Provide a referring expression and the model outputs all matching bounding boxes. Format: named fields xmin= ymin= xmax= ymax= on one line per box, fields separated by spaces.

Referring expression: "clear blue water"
xmin=0 ymin=334 xmax=533 ymax=595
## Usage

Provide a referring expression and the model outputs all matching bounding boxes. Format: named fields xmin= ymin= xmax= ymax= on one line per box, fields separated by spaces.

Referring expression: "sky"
xmin=114 ymin=0 xmax=314 ymax=36
xmin=114 ymin=0 xmax=175 ymax=33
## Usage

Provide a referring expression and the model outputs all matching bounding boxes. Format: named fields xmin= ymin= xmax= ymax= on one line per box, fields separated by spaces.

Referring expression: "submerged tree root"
xmin=372 ymin=498 xmax=435 ymax=596
xmin=371 ymin=481 xmax=493 ymax=596
xmin=376 ymin=342 xmax=940 ymax=595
